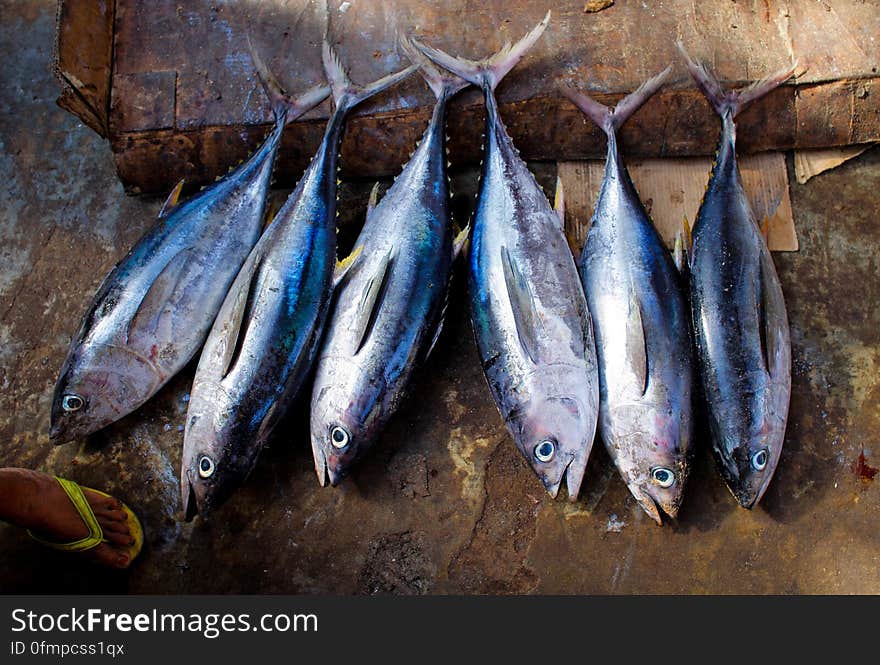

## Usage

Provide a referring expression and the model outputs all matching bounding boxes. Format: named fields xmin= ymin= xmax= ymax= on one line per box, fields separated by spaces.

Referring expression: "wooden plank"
xmin=53 ymin=0 xmax=115 ymax=137
xmin=110 ymin=71 xmax=177 ymax=133
xmin=558 ymin=152 xmax=797 ymax=254
xmin=57 ymin=0 xmax=880 ymax=193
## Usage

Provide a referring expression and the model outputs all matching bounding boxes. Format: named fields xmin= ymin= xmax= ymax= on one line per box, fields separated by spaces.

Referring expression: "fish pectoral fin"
xmin=624 ymin=291 xmax=649 ymax=397
xmin=500 ymin=245 xmax=543 ymax=364
xmin=158 ymin=179 xmax=185 ymax=219
xmin=351 ymin=248 xmax=394 ymax=355
xmin=126 ymin=248 xmax=192 ymax=346
xmin=757 ymin=252 xmax=787 ymax=378
xmin=333 ymin=245 xmax=365 ymax=288
xmin=553 ymin=176 xmax=565 ymax=228
xmin=216 ymin=251 xmax=263 ymax=378
xmin=452 ymin=224 xmax=470 ymax=261
xmin=422 ymin=312 xmax=446 ymax=363
xmin=421 ymin=285 xmax=451 ymax=363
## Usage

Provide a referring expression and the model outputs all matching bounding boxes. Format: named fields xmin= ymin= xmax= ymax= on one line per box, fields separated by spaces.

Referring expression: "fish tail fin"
xmin=735 ymin=65 xmax=799 ymax=115
xmin=322 ymin=39 xmax=417 ymax=113
xmin=411 ymin=10 xmax=550 ymax=92
xmin=677 ymin=41 xmax=796 ymax=119
xmin=399 ymin=33 xmax=468 ymax=100
xmin=562 ymin=86 xmax=614 ymax=135
xmin=610 ymin=65 xmax=672 ymax=129
xmin=249 ymin=36 xmax=331 ymax=123
xmin=563 ymin=65 xmax=671 ymax=136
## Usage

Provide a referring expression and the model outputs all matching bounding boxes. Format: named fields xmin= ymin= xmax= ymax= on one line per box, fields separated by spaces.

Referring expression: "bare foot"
xmin=0 ymin=468 xmax=136 ymax=569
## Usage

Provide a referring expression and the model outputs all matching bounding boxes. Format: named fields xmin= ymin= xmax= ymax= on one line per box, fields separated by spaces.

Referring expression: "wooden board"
xmin=55 ymin=0 xmax=880 ymax=194
xmin=53 ymin=0 xmax=115 ymax=137
xmin=559 ymin=152 xmax=797 ymax=254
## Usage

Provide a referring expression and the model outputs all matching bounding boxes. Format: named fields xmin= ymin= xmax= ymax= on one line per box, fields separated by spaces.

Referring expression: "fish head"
xmin=614 ymin=408 xmax=691 ymax=525
xmin=509 ymin=394 xmax=592 ymax=501
xmin=623 ymin=454 xmax=688 ymax=526
xmin=180 ymin=384 xmax=258 ymax=521
xmin=310 ymin=368 xmax=386 ymax=487
xmin=717 ymin=414 xmax=785 ymax=509
xmin=50 ymin=344 xmax=163 ymax=443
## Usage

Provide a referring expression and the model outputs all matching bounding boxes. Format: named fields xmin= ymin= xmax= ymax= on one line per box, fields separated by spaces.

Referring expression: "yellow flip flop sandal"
xmin=27 ymin=476 xmax=143 ymax=566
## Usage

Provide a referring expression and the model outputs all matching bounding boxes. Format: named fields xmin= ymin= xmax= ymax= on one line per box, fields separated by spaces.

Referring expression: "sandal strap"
xmin=27 ymin=477 xmax=105 ymax=552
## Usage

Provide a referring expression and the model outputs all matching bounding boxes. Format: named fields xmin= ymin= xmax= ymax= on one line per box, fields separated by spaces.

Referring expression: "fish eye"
xmin=534 ymin=439 xmax=556 ymax=463
xmin=330 ymin=425 xmax=350 ymax=450
xmin=61 ymin=394 xmax=84 ymax=412
xmin=751 ymin=448 xmax=769 ymax=471
xmin=198 ymin=455 xmax=215 ymax=479
xmin=651 ymin=467 xmax=675 ymax=488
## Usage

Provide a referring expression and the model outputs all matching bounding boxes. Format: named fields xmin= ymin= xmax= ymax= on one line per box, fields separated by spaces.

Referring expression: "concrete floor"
xmin=1 ymin=2 xmax=878 ymax=594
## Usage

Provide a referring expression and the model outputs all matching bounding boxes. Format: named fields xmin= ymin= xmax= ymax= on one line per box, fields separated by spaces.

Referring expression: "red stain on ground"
xmin=853 ymin=451 xmax=878 ymax=482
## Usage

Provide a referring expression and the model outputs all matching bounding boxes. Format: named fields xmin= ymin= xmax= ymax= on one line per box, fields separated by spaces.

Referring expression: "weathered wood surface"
xmin=53 ymin=0 xmax=115 ymax=137
xmin=55 ymin=0 xmax=880 ymax=194
xmin=559 ymin=152 xmax=797 ymax=255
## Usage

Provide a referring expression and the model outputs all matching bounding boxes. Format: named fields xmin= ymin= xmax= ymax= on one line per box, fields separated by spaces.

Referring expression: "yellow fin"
xmin=554 ymin=176 xmax=565 ymax=227
xmin=263 ymin=197 xmax=282 ymax=230
xmin=682 ymin=215 xmax=693 ymax=251
xmin=452 ymin=224 xmax=470 ymax=260
xmin=158 ymin=179 xmax=185 ymax=218
xmin=333 ymin=245 xmax=364 ymax=287
xmin=366 ymin=182 xmax=381 ymax=220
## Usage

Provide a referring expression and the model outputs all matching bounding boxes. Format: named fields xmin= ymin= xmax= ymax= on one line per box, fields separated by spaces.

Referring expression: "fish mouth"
xmin=48 ymin=422 xmax=64 ymax=443
xmin=48 ymin=421 xmax=75 ymax=445
xmin=314 ymin=450 xmax=331 ymax=488
xmin=635 ymin=491 xmax=663 ymax=525
xmin=181 ymin=475 xmax=200 ymax=522
xmin=738 ymin=494 xmax=758 ymax=510
xmin=735 ymin=483 xmax=767 ymax=510
xmin=728 ymin=465 xmax=775 ymax=510
xmin=562 ymin=454 xmax=589 ymax=503
xmin=543 ymin=455 xmax=580 ymax=501
xmin=313 ymin=447 xmax=346 ymax=487
xmin=633 ymin=489 xmax=680 ymax=526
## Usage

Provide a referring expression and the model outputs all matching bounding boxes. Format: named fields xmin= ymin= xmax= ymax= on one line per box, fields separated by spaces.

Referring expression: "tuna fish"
xmin=180 ymin=43 xmax=416 ymax=519
xmin=49 ymin=55 xmax=330 ymax=443
xmin=679 ymin=43 xmax=794 ymax=508
xmin=309 ymin=37 xmax=469 ymax=486
xmin=414 ymin=12 xmax=600 ymax=500
xmin=564 ymin=68 xmax=696 ymax=524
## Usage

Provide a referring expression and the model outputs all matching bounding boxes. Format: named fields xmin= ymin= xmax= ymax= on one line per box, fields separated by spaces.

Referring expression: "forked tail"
xmin=399 ymin=33 xmax=469 ymax=100
xmin=410 ymin=11 xmax=551 ymax=92
xmin=322 ymin=40 xmax=418 ymax=114
xmin=562 ymin=65 xmax=672 ymax=136
xmin=677 ymin=41 xmax=797 ymax=119
xmin=248 ymin=36 xmax=331 ymax=124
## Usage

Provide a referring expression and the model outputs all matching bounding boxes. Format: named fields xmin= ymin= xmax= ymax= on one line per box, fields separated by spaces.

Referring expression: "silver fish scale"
xmin=179 ymin=50 xmax=422 ymax=516
xmin=181 ymin=110 xmax=345 ymax=517
xmin=690 ymin=115 xmax=791 ymax=509
xmin=50 ymin=118 xmax=283 ymax=442
xmin=470 ymin=92 xmax=599 ymax=500
xmin=580 ymin=134 xmax=695 ymax=524
xmin=310 ymin=93 xmax=455 ymax=486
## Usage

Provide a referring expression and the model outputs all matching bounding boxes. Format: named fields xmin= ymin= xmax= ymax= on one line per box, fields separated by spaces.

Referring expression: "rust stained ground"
xmin=0 ymin=3 xmax=878 ymax=594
